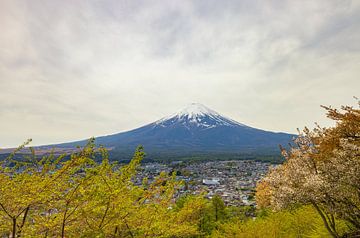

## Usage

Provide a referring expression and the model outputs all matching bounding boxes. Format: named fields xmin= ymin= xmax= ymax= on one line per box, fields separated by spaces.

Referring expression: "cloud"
xmin=0 ymin=0 xmax=359 ymax=147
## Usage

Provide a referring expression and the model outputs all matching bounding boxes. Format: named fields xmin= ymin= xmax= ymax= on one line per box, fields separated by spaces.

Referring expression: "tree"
xmin=0 ymin=140 xmax=205 ymax=237
xmin=256 ymin=101 xmax=360 ymax=237
xmin=211 ymin=194 xmax=226 ymax=222
xmin=210 ymin=205 xmax=349 ymax=238
xmin=0 ymin=139 xmax=93 ymax=237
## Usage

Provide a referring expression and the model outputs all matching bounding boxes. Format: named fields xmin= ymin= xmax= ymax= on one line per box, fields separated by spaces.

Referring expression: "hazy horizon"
xmin=1 ymin=0 xmax=359 ymax=147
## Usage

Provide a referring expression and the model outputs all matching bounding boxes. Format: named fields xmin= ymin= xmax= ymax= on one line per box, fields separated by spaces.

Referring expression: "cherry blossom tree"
xmin=257 ymin=100 xmax=360 ymax=238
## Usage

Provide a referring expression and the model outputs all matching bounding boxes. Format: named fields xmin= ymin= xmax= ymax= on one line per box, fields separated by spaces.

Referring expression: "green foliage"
xmin=210 ymin=205 xmax=349 ymax=238
xmin=211 ymin=195 xmax=226 ymax=222
xmin=0 ymin=141 xmax=203 ymax=238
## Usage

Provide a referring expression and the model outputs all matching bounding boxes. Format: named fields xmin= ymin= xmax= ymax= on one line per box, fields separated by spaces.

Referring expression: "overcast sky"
xmin=1 ymin=0 xmax=359 ymax=147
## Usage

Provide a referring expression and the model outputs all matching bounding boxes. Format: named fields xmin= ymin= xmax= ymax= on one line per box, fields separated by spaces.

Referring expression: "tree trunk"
xmin=12 ymin=217 xmax=16 ymax=238
xmin=61 ymin=210 xmax=67 ymax=238
xmin=215 ymin=204 xmax=218 ymax=221
xmin=17 ymin=206 xmax=30 ymax=237
xmin=114 ymin=226 xmax=118 ymax=237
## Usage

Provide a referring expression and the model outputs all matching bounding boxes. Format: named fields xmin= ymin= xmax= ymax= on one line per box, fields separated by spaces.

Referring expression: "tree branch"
xmin=0 ymin=202 xmax=13 ymax=219
xmin=311 ymin=202 xmax=339 ymax=238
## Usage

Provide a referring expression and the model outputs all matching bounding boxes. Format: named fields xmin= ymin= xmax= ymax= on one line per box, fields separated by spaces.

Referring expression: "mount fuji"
xmin=51 ymin=103 xmax=294 ymax=160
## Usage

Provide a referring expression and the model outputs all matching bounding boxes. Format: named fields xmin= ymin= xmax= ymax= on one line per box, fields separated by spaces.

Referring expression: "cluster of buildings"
xmin=135 ymin=160 xmax=272 ymax=206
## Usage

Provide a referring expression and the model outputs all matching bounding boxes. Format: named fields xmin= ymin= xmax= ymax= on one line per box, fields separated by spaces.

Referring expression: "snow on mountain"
xmin=155 ymin=103 xmax=247 ymax=129
xmin=167 ymin=103 xmax=220 ymax=119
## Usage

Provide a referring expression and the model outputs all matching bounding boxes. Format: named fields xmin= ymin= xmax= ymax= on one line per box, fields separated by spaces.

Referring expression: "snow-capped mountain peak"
xmin=174 ymin=103 xmax=219 ymax=119
xmin=155 ymin=103 xmax=247 ymax=129
xmin=40 ymin=103 xmax=294 ymax=158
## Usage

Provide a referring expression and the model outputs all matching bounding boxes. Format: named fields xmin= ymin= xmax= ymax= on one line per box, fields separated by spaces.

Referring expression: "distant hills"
xmin=29 ymin=103 xmax=294 ymax=161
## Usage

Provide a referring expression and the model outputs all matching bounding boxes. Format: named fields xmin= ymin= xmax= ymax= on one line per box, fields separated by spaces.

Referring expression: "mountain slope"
xmin=55 ymin=103 xmax=294 ymax=158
